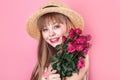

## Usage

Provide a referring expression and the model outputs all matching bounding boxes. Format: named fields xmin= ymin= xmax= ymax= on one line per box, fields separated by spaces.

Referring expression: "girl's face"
xmin=42 ymin=21 xmax=67 ymax=47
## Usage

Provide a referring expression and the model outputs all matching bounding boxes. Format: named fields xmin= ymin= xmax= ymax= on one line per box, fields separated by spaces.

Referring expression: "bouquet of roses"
xmin=50 ymin=28 xmax=91 ymax=78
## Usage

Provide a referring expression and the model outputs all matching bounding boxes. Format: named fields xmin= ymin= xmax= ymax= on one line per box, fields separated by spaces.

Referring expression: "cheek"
xmin=42 ymin=32 xmax=48 ymax=40
xmin=61 ymin=27 xmax=67 ymax=35
xmin=56 ymin=29 xmax=66 ymax=36
xmin=62 ymin=30 xmax=67 ymax=35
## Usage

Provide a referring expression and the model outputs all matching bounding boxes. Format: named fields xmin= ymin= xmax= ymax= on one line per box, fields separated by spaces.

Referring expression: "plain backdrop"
xmin=0 ymin=0 xmax=120 ymax=80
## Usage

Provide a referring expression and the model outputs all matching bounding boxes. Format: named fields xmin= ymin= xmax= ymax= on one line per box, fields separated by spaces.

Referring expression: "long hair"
xmin=30 ymin=12 xmax=75 ymax=80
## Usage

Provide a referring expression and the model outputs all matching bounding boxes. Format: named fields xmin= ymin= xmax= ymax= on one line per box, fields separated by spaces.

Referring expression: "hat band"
xmin=42 ymin=5 xmax=58 ymax=9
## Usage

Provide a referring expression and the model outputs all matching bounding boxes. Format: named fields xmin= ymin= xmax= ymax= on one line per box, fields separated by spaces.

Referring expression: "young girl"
xmin=26 ymin=1 xmax=89 ymax=80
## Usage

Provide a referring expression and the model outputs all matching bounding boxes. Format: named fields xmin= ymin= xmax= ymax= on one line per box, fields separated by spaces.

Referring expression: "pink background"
xmin=0 ymin=0 xmax=120 ymax=80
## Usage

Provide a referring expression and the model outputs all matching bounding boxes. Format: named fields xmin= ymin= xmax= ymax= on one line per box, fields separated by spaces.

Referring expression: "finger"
xmin=52 ymin=77 xmax=61 ymax=80
xmin=55 ymin=77 xmax=61 ymax=80
xmin=49 ymin=73 xmax=60 ymax=78
xmin=50 ymin=70 xmax=57 ymax=74
xmin=47 ymin=74 xmax=60 ymax=80
xmin=48 ymin=65 xmax=52 ymax=72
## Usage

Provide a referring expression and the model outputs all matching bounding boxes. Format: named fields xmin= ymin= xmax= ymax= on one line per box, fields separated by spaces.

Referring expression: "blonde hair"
xmin=30 ymin=12 xmax=75 ymax=80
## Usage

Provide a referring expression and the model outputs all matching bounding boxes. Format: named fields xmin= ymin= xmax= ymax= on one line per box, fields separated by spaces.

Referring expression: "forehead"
xmin=44 ymin=16 xmax=66 ymax=27
xmin=37 ymin=13 xmax=67 ymax=29
xmin=44 ymin=21 xmax=66 ymax=28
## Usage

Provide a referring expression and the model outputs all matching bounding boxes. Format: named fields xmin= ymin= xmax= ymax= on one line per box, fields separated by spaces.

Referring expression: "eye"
xmin=54 ymin=25 xmax=61 ymax=29
xmin=42 ymin=28 xmax=48 ymax=32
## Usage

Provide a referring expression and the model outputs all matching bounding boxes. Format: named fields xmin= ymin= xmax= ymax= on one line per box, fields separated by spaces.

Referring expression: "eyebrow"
xmin=47 ymin=23 xmax=60 ymax=27
xmin=43 ymin=21 xmax=63 ymax=30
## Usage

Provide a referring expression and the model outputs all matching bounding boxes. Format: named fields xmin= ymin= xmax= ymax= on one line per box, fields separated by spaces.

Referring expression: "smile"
xmin=49 ymin=37 xmax=59 ymax=43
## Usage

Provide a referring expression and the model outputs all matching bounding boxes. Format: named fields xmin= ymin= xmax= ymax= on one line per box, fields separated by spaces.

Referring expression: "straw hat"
xmin=26 ymin=1 xmax=84 ymax=40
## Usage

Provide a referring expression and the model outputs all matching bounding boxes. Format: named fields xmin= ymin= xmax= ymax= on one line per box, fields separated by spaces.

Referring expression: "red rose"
xmin=69 ymin=28 xmax=76 ymax=39
xmin=76 ymin=45 xmax=83 ymax=51
xmin=84 ymin=43 xmax=90 ymax=48
xmin=77 ymin=57 xmax=85 ymax=69
xmin=83 ymin=48 xmax=89 ymax=54
xmin=76 ymin=37 xmax=86 ymax=44
xmin=86 ymin=34 xmax=92 ymax=41
xmin=75 ymin=28 xmax=82 ymax=35
xmin=62 ymin=36 xmax=67 ymax=42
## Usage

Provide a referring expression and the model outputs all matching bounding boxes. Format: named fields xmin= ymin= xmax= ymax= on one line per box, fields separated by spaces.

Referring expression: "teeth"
xmin=50 ymin=38 xmax=59 ymax=43
xmin=51 ymin=38 xmax=58 ymax=41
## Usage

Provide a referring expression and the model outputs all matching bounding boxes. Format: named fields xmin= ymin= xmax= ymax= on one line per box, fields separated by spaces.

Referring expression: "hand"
xmin=47 ymin=69 xmax=61 ymax=80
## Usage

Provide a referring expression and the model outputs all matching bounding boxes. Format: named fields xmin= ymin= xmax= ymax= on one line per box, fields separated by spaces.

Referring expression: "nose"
xmin=49 ymin=29 xmax=55 ymax=37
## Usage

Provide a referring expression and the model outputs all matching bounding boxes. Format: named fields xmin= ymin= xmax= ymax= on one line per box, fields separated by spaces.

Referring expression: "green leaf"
xmin=50 ymin=54 xmax=59 ymax=63
xmin=70 ymin=53 xmax=74 ymax=57
xmin=52 ymin=65 xmax=56 ymax=70
xmin=56 ymin=62 xmax=61 ymax=71
xmin=76 ymin=69 xmax=79 ymax=74
xmin=67 ymin=68 xmax=73 ymax=72
xmin=61 ymin=70 xmax=65 ymax=77
xmin=79 ymin=51 xmax=85 ymax=58
xmin=62 ymin=64 xmax=68 ymax=72
xmin=66 ymin=71 xmax=72 ymax=76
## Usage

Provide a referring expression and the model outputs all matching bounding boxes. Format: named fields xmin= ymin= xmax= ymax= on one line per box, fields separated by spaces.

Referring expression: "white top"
xmin=42 ymin=77 xmax=47 ymax=80
xmin=42 ymin=68 xmax=48 ymax=80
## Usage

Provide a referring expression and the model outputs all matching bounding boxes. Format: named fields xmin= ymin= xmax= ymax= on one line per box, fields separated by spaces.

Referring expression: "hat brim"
xmin=27 ymin=7 xmax=84 ymax=40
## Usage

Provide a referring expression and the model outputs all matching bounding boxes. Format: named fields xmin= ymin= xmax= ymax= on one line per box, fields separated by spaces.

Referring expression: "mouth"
xmin=49 ymin=37 xmax=59 ymax=43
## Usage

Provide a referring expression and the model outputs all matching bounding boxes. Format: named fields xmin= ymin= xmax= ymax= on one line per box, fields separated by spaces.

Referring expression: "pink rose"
xmin=77 ymin=57 xmax=85 ymax=69
xmin=67 ymin=42 xmax=76 ymax=53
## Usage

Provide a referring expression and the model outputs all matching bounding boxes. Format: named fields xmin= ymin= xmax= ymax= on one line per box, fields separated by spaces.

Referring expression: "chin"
xmin=52 ymin=44 xmax=59 ymax=48
xmin=52 ymin=42 xmax=61 ymax=48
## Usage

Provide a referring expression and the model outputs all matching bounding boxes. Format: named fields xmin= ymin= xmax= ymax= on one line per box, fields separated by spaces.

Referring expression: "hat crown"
xmin=40 ymin=1 xmax=69 ymax=9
